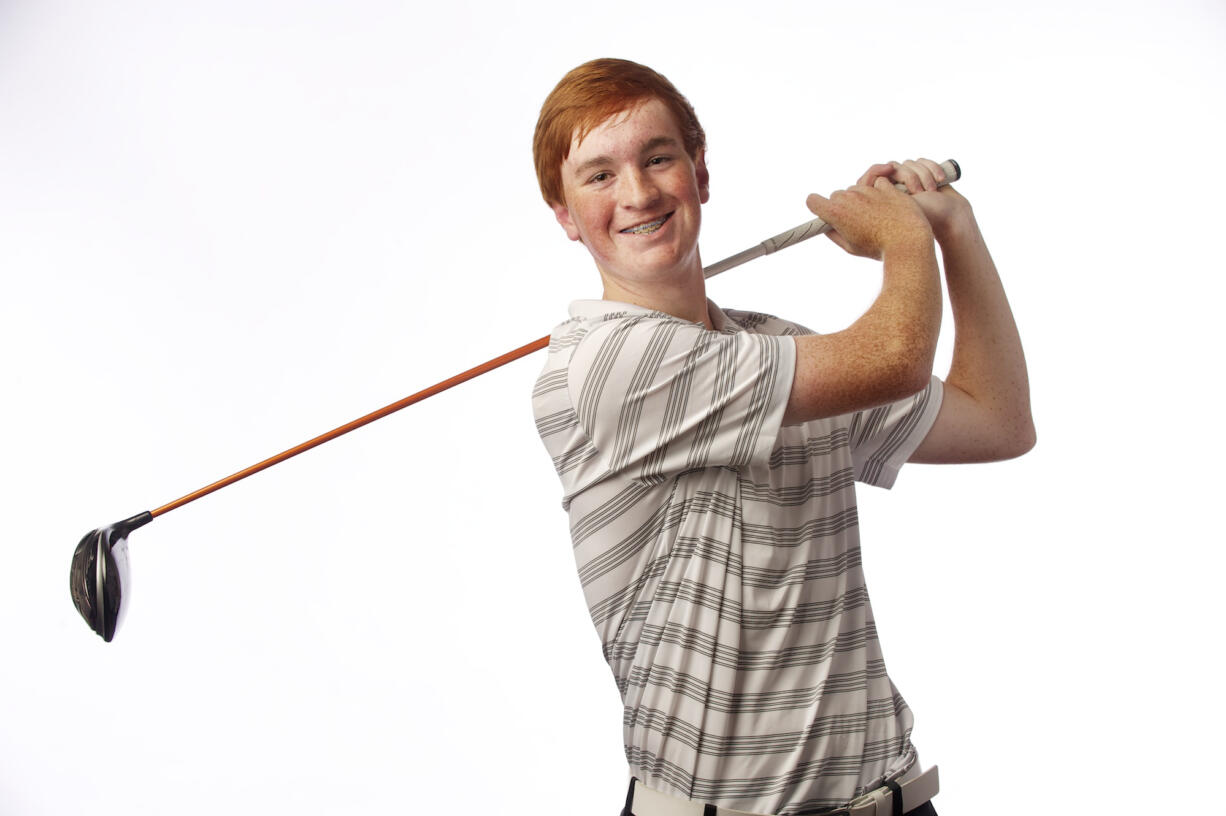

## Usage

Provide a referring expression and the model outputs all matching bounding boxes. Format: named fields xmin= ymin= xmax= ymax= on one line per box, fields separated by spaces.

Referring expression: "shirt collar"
xmin=567 ymin=298 xmax=738 ymax=333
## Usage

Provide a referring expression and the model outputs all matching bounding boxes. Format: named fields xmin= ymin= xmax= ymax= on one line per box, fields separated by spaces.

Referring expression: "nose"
xmin=621 ymin=168 xmax=660 ymax=210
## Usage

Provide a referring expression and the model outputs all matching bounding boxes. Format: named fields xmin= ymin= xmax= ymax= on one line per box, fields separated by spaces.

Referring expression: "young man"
xmin=531 ymin=59 xmax=1033 ymax=816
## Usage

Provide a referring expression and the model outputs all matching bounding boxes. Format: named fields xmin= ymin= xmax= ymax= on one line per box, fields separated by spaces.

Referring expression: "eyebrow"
xmin=571 ymin=135 xmax=682 ymax=179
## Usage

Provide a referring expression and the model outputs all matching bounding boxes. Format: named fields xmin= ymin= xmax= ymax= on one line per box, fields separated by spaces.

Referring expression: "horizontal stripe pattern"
xmin=531 ymin=300 xmax=942 ymax=815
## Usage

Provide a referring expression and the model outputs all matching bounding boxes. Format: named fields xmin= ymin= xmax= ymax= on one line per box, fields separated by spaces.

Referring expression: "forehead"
xmin=566 ymin=98 xmax=684 ymax=162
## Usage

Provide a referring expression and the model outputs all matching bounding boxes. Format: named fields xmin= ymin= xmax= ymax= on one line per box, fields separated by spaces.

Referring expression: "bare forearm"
xmin=785 ymin=178 xmax=946 ymax=424
xmin=935 ymin=210 xmax=1034 ymax=456
xmin=787 ymin=234 xmax=941 ymax=424
xmin=873 ymin=238 xmax=944 ymax=386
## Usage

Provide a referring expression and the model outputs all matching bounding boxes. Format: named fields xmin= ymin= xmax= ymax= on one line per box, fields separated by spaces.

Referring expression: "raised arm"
xmin=880 ymin=159 xmax=1035 ymax=463
xmin=783 ymin=176 xmax=943 ymax=424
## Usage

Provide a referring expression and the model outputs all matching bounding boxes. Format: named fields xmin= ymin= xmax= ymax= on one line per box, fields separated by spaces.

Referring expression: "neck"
xmin=599 ymin=260 xmax=712 ymax=330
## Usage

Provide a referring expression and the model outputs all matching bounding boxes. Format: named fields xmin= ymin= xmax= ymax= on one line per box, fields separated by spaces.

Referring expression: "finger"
xmin=824 ymin=224 xmax=881 ymax=261
xmin=913 ymin=157 xmax=947 ymax=185
xmin=889 ymin=161 xmax=925 ymax=194
xmin=824 ymin=228 xmax=853 ymax=254
xmin=900 ymin=159 xmax=938 ymax=192
xmin=857 ymin=163 xmax=894 ymax=187
xmin=807 ymin=194 xmax=850 ymax=252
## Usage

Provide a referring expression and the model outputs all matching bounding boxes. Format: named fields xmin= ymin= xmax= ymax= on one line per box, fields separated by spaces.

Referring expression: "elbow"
xmin=1015 ymin=416 xmax=1037 ymax=457
xmin=888 ymin=334 xmax=938 ymax=402
xmin=998 ymin=413 xmax=1036 ymax=460
xmin=859 ymin=350 xmax=932 ymax=409
xmin=895 ymin=318 xmax=940 ymax=399
xmin=882 ymin=360 xmax=934 ymax=408
xmin=1009 ymin=389 xmax=1037 ymax=457
xmin=903 ymin=363 xmax=935 ymax=400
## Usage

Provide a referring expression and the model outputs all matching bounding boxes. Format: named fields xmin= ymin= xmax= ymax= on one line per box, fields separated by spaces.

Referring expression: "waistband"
xmin=622 ymin=765 xmax=939 ymax=816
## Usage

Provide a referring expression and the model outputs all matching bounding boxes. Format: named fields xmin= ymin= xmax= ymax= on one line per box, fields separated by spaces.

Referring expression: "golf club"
xmin=69 ymin=159 xmax=961 ymax=641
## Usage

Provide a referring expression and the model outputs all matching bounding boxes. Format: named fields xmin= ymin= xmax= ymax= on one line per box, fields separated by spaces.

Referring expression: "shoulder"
xmin=535 ymin=305 xmax=689 ymax=404
xmin=548 ymin=303 xmax=698 ymax=363
xmin=720 ymin=308 xmax=816 ymax=337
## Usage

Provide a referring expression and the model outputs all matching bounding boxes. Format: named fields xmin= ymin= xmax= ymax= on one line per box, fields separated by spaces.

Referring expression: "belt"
xmin=622 ymin=765 xmax=939 ymax=816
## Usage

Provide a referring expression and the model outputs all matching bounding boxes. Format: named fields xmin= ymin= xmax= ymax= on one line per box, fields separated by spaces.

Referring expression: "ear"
xmin=695 ymin=149 xmax=710 ymax=204
xmin=551 ymin=200 xmax=582 ymax=242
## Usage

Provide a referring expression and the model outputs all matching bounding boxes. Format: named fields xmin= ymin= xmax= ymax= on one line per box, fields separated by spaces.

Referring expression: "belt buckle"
xmin=842 ymin=764 xmax=938 ymax=816
xmin=842 ymin=779 xmax=898 ymax=816
xmin=855 ymin=786 xmax=890 ymax=816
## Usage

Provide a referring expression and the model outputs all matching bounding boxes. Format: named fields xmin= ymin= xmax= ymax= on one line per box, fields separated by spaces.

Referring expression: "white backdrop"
xmin=3 ymin=1 xmax=1223 ymax=813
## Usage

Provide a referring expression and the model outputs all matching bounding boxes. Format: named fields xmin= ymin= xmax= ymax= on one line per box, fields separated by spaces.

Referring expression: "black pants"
xmin=902 ymin=802 xmax=938 ymax=816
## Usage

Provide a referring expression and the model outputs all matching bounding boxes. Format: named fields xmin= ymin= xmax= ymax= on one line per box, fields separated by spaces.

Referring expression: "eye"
xmin=647 ymin=155 xmax=672 ymax=167
xmin=587 ymin=171 xmax=611 ymax=184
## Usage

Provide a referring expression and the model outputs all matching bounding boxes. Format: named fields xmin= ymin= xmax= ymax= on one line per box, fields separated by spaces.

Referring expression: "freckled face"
xmin=552 ymin=98 xmax=710 ymax=291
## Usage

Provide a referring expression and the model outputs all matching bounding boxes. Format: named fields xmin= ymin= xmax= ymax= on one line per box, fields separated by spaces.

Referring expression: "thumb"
xmin=805 ymin=192 xmax=830 ymax=217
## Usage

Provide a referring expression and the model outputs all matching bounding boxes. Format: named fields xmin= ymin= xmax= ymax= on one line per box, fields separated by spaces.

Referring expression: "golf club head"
xmin=69 ymin=512 xmax=151 ymax=642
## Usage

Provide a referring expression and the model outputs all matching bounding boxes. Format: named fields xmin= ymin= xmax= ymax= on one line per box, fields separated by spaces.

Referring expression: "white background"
xmin=2 ymin=1 xmax=1223 ymax=813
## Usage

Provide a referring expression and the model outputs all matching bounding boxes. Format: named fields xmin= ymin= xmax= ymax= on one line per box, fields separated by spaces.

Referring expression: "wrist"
xmin=933 ymin=204 xmax=978 ymax=246
xmin=881 ymin=222 xmax=936 ymax=262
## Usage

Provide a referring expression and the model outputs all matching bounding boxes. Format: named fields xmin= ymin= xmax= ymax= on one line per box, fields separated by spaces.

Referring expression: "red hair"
xmin=533 ymin=58 xmax=706 ymax=207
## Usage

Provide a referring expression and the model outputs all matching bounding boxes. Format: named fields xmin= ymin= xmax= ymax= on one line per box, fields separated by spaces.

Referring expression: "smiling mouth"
xmin=621 ymin=212 xmax=672 ymax=235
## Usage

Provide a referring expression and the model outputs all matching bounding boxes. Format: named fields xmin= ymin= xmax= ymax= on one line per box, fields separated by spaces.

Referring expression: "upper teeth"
xmin=623 ymin=215 xmax=668 ymax=234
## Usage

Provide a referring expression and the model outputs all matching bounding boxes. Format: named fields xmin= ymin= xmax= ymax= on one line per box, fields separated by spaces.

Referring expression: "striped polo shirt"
xmin=532 ymin=299 xmax=943 ymax=815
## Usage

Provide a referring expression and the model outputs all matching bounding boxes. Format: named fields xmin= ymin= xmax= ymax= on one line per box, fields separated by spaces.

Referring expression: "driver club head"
xmin=69 ymin=512 xmax=152 ymax=642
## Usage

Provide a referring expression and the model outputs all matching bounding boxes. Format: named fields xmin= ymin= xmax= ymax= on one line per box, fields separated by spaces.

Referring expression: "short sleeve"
xmin=568 ymin=315 xmax=795 ymax=482
xmin=849 ymin=375 xmax=944 ymax=488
